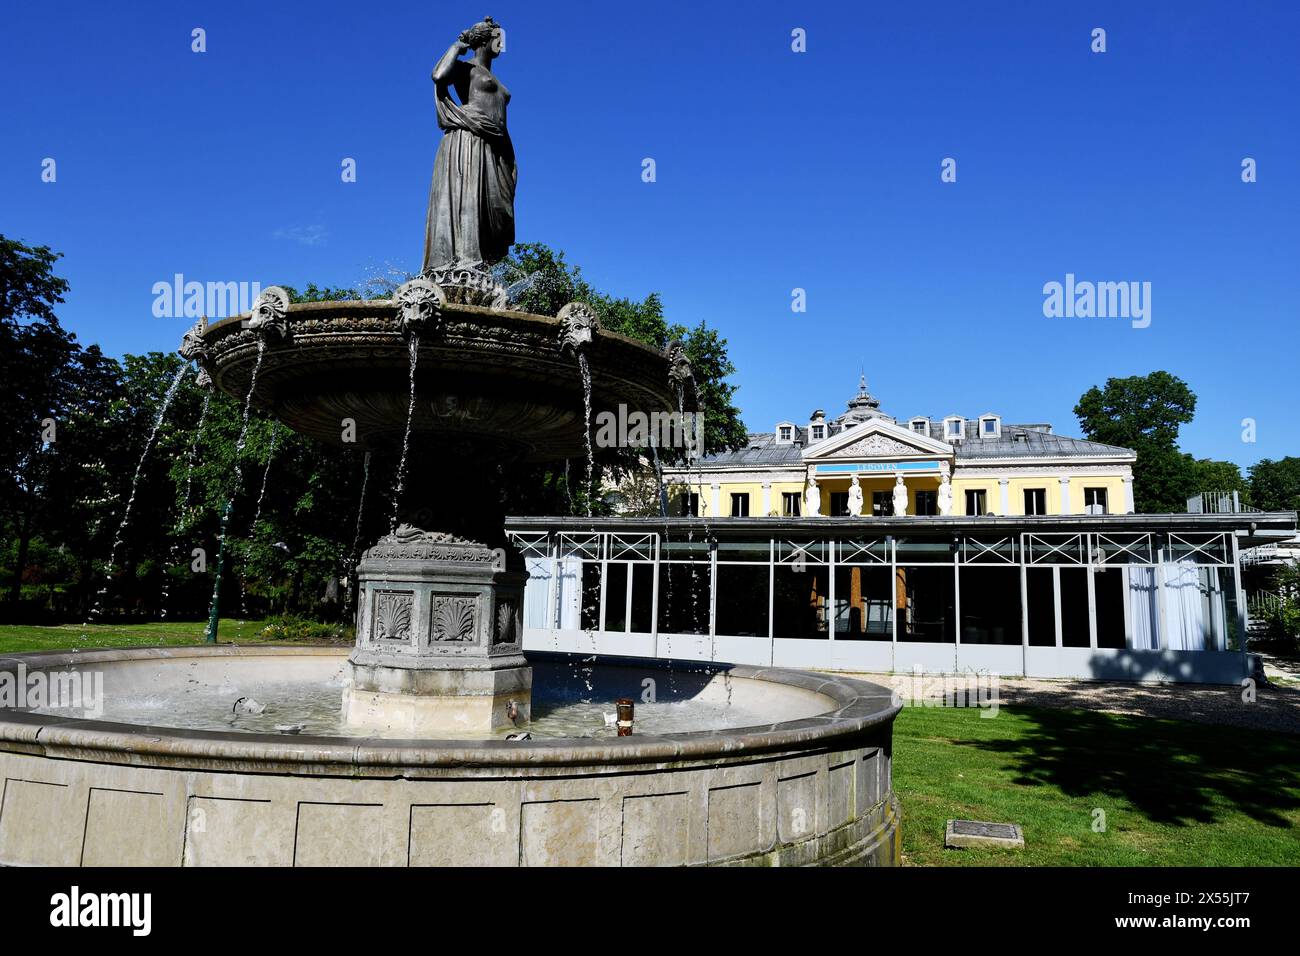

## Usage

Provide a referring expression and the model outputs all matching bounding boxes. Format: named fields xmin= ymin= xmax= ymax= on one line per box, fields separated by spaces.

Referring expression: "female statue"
xmin=805 ymin=477 xmax=821 ymax=517
xmin=423 ymin=17 xmax=517 ymax=272
xmin=847 ymin=475 xmax=864 ymax=517
xmin=892 ymin=476 xmax=909 ymax=517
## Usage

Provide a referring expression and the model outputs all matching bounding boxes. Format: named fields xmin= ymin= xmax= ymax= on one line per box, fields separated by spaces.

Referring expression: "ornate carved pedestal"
xmin=343 ymin=526 xmax=530 ymax=736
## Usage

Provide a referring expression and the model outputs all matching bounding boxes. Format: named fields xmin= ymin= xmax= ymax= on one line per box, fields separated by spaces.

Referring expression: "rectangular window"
xmin=680 ymin=492 xmax=699 ymax=517
xmin=730 ymin=493 xmax=750 ymax=517
xmin=915 ymin=490 xmax=938 ymax=516
xmin=830 ymin=491 xmax=849 ymax=516
xmin=872 ymin=491 xmax=893 ymax=517
xmin=810 ymin=425 xmax=824 ymax=440
xmin=1084 ymin=487 xmax=1108 ymax=515
xmin=1024 ymin=488 xmax=1047 ymax=515
xmin=779 ymin=426 xmax=792 ymax=441
xmin=782 ymin=492 xmax=801 ymax=516
xmin=965 ymin=489 xmax=987 ymax=515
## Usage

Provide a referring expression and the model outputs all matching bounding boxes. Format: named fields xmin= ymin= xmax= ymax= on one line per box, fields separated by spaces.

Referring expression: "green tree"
xmin=1248 ymin=457 xmax=1300 ymax=513
xmin=1074 ymin=371 xmax=1197 ymax=513
xmin=1189 ymin=458 xmax=1249 ymax=501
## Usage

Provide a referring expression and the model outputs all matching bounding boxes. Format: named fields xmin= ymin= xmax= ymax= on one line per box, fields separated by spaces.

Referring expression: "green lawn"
xmin=0 ymin=619 xmax=345 ymax=654
xmin=895 ymin=704 xmax=1300 ymax=866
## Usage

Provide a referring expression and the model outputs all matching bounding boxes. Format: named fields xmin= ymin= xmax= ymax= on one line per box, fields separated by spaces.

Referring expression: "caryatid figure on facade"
xmin=847 ymin=474 xmax=864 ymax=517
xmin=423 ymin=16 xmax=517 ymax=272
xmin=938 ymin=472 xmax=954 ymax=516
xmin=892 ymin=475 xmax=909 ymax=516
xmin=805 ymin=476 xmax=821 ymax=517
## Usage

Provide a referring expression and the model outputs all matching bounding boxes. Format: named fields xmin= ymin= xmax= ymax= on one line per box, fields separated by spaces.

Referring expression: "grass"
xmin=895 ymin=703 xmax=1300 ymax=866
xmin=0 ymin=619 xmax=348 ymax=654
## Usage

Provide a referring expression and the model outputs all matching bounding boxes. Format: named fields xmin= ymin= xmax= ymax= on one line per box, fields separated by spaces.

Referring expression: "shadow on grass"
xmin=963 ymin=706 xmax=1300 ymax=829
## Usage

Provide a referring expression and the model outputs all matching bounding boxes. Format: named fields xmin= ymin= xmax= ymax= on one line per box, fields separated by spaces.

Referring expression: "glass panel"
xmin=894 ymin=537 xmax=958 ymax=564
xmin=715 ymin=538 xmax=770 ymax=562
xmin=579 ymin=562 xmax=602 ymax=631
xmin=833 ymin=565 xmax=891 ymax=640
xmin=897 ymin=566 xmax=955 ymax=642
xmin=1060 ymin=568 xmax=1090 ymax=647
xmin=662 ymin=536 xmax=710 ymax=562
xmin=962 ymin=536 xmax=1017 ymax=564
xmin=837 ymin=539 xmax=890 ymax=565
xmin=630 ymin=563 xmax=654 ymax=633
xmin=604 ymin=562 xmax=628 ymax=632
xmin=656 ymin=563 xmax=709 ymax=635
xmin=1095 ymin=568 xmax=1125 ymax=648
xmin=1027 ymin=567 xmax=1055 ymax=646
xmin=959 ymin=567 xmax=1021 ymax=644
xmin=773 ymin=565 xmax=830 ymax=639
xmin=715 ymin=565 xmax=770 ymax=637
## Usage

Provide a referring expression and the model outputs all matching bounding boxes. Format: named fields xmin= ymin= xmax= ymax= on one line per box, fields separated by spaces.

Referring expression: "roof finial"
xmin=858 ymin=371 xmax=868 ymax=398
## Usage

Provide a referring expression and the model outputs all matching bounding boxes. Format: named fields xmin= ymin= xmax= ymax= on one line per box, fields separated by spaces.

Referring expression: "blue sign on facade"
xmin=814 ymin=461 xmax=942 ymax=475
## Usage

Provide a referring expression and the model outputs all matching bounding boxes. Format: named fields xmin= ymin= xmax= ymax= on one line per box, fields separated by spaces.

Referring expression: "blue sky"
xmin=3 ymin=0 xmax=1297 ymax=467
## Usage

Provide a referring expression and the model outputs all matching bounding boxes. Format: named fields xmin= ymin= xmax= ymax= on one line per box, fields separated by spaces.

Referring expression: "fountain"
xmin=0 ymin=17 xmax=900 ymax=866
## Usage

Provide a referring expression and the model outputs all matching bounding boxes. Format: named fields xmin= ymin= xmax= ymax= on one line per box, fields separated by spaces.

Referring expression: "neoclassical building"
xmin=664 ymin=378 xmax=1135 ymax=520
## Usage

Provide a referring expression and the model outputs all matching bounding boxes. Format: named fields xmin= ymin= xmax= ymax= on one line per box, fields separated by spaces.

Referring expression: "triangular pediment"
xmin=803 ymin=418 xmax=952 ymax=461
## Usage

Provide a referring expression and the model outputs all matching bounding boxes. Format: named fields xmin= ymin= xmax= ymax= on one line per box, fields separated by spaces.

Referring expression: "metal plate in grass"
xmin=945 ymin=819 xmax=1025 ymax=849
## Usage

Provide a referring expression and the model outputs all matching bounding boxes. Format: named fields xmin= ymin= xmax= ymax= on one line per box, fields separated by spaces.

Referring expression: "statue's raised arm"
xmin=423 ymin=16 xmax=516 ymax=274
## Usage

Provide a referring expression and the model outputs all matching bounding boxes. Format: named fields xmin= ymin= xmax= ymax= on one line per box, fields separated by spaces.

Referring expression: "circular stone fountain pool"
xmin=0 ymin=646 xmax=899 ymax=867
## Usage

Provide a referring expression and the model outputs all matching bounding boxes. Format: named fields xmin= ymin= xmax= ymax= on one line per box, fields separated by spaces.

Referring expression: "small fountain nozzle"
xmin=616 ymin=698 xmax=634 ymax=737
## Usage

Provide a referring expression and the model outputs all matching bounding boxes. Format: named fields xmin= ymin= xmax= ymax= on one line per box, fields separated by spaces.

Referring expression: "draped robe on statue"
xmin=423 ymin=76 xmax=517 ymax=272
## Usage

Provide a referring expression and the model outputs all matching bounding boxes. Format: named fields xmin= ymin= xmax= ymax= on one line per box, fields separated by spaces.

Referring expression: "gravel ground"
xmin=830 ymin=659 xmax=1300 ymax=736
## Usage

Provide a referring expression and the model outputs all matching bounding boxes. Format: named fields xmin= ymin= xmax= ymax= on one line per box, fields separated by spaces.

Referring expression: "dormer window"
xmin=776 ymin=423 xmax=795 ymax=443
xmin=943 ymin=416 xmax=965 ymax=441
xmin=810 ymin=424 xmax=825 ymax=441
xmin=909 ymin=417 xmax=929 ymax=435
xmin=979 ymin=415 xmax=1002 ymax=439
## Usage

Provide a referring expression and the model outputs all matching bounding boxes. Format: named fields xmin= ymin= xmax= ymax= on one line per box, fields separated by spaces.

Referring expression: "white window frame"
xmin=909 ymin=417 xmax=929 ymax=435
xmin=943 ymin=416 xmax=965 ymax=442
xmin=978 ymin=414 xmax=1001 ymax=439
xmin=776 ymin=422 xmax=795 ymax=444
xmin=809 ymin=423 xmax=825 ymax=441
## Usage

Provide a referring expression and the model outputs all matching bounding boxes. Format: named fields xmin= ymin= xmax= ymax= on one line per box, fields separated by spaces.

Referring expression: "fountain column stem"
xmin=205 ymin=498 xmax=232 ymax=644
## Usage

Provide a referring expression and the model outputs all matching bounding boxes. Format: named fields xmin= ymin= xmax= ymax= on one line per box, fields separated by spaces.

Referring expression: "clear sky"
xmin=3 ymin=0 xmax=1297 ymax=467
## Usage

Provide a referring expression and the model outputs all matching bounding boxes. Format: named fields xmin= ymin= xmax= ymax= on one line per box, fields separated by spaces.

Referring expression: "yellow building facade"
xmin=665 ymin=378 xmax=1135 ymax=519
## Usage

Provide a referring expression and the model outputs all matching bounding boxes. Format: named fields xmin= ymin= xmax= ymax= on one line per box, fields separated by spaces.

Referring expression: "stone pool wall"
xmin=0 ymin=647 xmax=900 ymax=867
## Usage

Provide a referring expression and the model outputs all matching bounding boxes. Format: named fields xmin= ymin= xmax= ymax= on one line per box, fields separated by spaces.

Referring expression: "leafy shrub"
xmin=258 ymin=615 xmax=351 ymax=643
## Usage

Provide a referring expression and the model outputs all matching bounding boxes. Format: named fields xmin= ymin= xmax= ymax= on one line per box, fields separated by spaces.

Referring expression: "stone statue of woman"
xmin=805 ymin=477 xmax=821 ymax=517
xmin=892 ymin=475 xmax=909 ymax=516
xmin=847 ymin=475 xmax=864 ymax=517
xmin=423 ymin=17 xmax=517 ymax=273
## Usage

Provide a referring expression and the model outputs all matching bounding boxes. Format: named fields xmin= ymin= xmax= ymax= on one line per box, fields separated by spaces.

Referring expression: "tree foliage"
xmin=1074 ymin=371 xmax=1198 ymax=513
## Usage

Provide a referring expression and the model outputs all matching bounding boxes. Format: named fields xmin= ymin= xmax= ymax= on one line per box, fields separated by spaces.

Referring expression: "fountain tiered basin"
xmin=0 ymin=281 xmax=904 ymax=865
xmin=195 ymin=296 xmax=681 ymax=457
xmin=0 ymin=646 xmax=901 ymax=866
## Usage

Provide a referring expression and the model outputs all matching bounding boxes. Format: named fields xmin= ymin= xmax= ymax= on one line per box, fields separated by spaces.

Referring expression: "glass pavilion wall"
xmin=508 ymin=526 xmax=1250 ymax=683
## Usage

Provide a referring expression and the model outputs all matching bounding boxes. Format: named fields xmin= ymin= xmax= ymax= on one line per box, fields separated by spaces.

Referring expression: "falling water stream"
xmin=204 ymin=339 xmax=267 ymax=641
xmin=89 ymin=363 xmax=189 ymax=622
xmin=239 ymin=422 xmax=283 ymax=619
xmin=389 ymin=334 xmax=420 ymax=533
xmin=161 ymin=389 xmax=210 ymax=619
xmin=341 ymin=449 xmax=373 ymax=623
xmin=576 ymin=351 xmax=594 ymax=518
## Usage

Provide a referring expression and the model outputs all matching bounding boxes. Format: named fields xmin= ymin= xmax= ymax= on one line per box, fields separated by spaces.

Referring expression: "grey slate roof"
xmin=694 ymin=424 xmax=1133 ymax=467
xmin=690 ymin=377 xmax=1135 ymax=467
